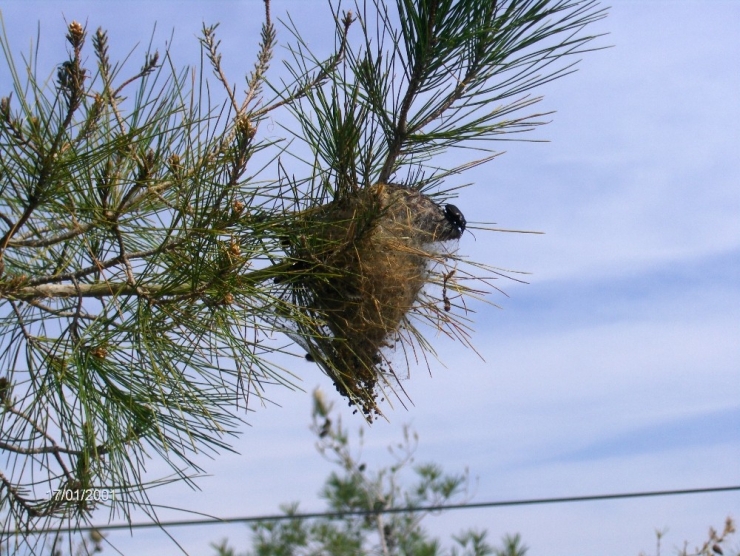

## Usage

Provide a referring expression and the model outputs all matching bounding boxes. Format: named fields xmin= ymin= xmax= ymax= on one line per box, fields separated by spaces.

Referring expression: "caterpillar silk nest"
xmin=279 ymin=183 xmax=465 ymax=419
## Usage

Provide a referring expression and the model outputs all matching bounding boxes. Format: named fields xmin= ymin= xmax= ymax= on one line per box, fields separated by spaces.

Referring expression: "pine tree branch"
xmin=4 ymin=262 xmax=290 ymax=300
xmin=253 ymin=9 xmax=355 ymax=119
xmin=5 ymin=222 xmax=95 ymax=249
xmin=378 ymin=0 xmax=440 ymax=184
xmin=22 ymin=238 xmax=185 ymax=287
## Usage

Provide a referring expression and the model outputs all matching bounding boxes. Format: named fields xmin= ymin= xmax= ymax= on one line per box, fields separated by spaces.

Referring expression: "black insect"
xmin=443 ymin=204 xmax=466 ymax=238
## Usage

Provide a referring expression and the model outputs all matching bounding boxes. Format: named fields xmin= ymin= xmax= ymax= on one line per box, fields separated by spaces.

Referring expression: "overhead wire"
xmin=25 ymin=484 xmax=740 ymax=535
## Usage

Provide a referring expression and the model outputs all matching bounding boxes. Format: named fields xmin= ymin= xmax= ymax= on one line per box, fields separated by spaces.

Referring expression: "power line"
xmin=24 ymin=484 xmax=740 ymax=535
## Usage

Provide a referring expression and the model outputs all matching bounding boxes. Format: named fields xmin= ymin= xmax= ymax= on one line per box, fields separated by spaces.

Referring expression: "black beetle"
xmin=443 ymin=204 xmax=466 ymax=237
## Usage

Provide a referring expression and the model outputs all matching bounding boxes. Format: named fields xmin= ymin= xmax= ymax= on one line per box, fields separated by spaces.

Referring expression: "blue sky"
xmin=1 ymin=1 xmax=738 ymax=554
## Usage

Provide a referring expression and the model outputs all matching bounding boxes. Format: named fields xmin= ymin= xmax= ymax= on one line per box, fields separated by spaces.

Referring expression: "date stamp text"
xmin=46 ymin=488 xmax=115 ymax=502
